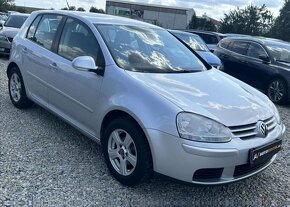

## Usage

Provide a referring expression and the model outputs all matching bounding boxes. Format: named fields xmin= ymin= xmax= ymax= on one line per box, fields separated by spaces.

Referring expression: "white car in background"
xmin=0 ymin=13 xmax=29 ymax=55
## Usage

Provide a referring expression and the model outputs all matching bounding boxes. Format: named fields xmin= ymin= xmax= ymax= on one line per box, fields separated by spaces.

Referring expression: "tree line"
xmin=188 ymin=0 xmax=290 ymax=42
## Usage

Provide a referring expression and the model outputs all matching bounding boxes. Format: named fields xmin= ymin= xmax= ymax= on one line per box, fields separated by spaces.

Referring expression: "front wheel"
xmin=267 ymin=78 xmax=288 ymax=104
xmin=102 ymin=117 xmax=153 ymax=186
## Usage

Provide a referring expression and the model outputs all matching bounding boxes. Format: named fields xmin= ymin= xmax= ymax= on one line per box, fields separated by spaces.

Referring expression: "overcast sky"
xmin=14 ymin=0 xmax=284 ymax=20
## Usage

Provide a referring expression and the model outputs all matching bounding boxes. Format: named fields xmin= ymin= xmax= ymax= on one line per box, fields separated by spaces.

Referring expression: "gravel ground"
xmin=0 ymin=57 xmax=289 ymax=206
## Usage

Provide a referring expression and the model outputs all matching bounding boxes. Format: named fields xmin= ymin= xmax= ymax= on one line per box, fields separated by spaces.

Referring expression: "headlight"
xmin=271 ymin=103 xmax=281 ymax=125
xmin=176 ymin=112 xmax=232 ymax=143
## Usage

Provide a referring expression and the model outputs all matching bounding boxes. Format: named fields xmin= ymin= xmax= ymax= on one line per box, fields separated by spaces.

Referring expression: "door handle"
xmin=22 ymin=47 xmax=28 ymax=54
xmin=49 ymin=62 xmax=58 ymax=70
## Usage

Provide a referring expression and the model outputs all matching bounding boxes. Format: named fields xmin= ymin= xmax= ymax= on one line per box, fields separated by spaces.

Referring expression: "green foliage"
xmin=188 ymin=13 xmax=217 ymax=32
xmin=61 ymin=6 xmax=76 ymax=11
xmin=219 ymin=4 xmax=274 ymax=36
xmin=0 ymin=0 xmax=15 ymax=12
xmin=269 ymin=0 xmax=290 ymax=41
xmin=89 ymin=6 xmax=105 ymax=13
xmin=77 ymin=7 xmax=85 ymax=12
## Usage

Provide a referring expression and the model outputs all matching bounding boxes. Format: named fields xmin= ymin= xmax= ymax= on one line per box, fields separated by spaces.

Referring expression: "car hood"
xmin=126 ymin=69 xmax=273 ymax=127
xmin=196 ymin=51 xmax=221 ymax=66
xmin=0 ymin=27 xmax=19 ymax=38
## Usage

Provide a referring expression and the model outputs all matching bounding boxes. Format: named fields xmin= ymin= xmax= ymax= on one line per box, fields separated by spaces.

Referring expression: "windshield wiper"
xmin=276 ymin=60 xmax=290 ymax=64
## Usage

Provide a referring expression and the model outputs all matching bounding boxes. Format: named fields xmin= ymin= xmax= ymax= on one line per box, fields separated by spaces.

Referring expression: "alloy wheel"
xmin=9 ymin=73 xmax=22 ymax=102
xmin=108 ymin=129 xmax=137 ymax=176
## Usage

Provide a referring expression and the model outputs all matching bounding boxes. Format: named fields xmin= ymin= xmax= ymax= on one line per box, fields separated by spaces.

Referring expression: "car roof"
xmin=31 ymin=10 xmax=161 ymax=29
xmin=10 ymin=13 xmax=30 ymax=17
xmin=185 ymin=30 xmax=225 ymax=36
xmin=223 ymin=36 xmax=290 ymax=46
xmin=169 ymin=30 xmax=200 ymax=38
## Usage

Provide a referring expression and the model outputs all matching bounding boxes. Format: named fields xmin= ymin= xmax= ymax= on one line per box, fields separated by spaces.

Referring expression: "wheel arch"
xmin=6 ymin=62 xmax=20 ymax=77
xmin=100 ymin=109 xmax=154 ymax=165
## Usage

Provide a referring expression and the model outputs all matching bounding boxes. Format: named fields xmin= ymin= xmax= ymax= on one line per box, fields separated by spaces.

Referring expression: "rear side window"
xmin=27 ymin=15 xmax=42 ymax=41
xmin=219 ymin=39 xmax=231 ymax=49
xmin=229 ymin=41 xmax=249 ymax=55
xmin=58 ymin=18 xmax=101 ymax=62
xmin=33 ymin=14 xmax=63 ymax=50
xmin=247 ymin=43 xmax=267 ymax=59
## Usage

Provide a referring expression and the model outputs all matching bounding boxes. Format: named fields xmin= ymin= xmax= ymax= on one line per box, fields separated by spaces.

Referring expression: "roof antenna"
xmin=65 ymin=0 xmax=70 ymax=9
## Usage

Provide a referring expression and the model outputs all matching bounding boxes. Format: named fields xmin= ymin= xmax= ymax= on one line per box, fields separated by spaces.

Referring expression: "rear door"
xmin=23 ymin=14 xmax=63 ymax=106
xmin=221 ymin=41 xmax=250 ymax=81
xmin=244 ymin=42 xmax=274 ymax=89
xmin=46 ymin=17 xmax=105 ymax=136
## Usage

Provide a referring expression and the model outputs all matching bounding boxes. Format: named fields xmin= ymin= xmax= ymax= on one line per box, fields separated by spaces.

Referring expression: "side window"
xmin=219 ymin=39 xmax=230 ymax=49
xmin=199 ymin=34 xmax=218 ymax=44
xmin=247 ymin=43 xmax=267 ymax=59
xmin=230 ymin=41 xmax=249 ymax=55
xmin=34 ymin=14 xmax=63 ymax=50
xmin=58 ymin=18 xmax=101 ymax=63
xmin=27 ymin=15 xmax=42 ymax=40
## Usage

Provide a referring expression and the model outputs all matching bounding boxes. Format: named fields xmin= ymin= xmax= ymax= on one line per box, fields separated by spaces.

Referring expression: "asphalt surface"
xmin=0 ymin=57 xmax=289 ymax=206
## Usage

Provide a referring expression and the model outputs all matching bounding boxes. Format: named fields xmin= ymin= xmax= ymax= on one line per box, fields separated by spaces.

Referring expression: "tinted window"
xmin=247 ymin=43 xmax=267 ymax=59
xmin=229 ymin=41 xmax=249 ymax=55
xmin=197 ymin=33 xmax=218 ymax=44
xmin=4 ymin=15 xmax=28 ymax=28
xmin=58 ymin=18 xmax=101 ymax=62
xmin=97 ymin=25 xmax=206 ymax=73
xmin=27 ymin=15 xmax=41 ymax=41
xmin=219 ymin=39 xmax=231 ymax=49
xmin=34 ymin=15 xmax=63 ymax=50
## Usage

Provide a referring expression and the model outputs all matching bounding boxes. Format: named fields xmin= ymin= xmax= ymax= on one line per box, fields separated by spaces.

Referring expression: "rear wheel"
xmin=8 ymin=67 xmax=33 ymax=109
xmin=267 ymin=78 xmax=288 ymax=104
xmin=102 ymin=117 xmax=153 ymax=186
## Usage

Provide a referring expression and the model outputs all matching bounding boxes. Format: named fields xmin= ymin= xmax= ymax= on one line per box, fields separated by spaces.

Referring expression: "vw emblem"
xmin=256 ymin=121 xmax=268 ymax=137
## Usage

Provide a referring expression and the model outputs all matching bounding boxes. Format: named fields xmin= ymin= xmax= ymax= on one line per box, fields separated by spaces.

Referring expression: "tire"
xmin=102 ymin=117 xmax=153 ymax=186
xmin=267 ymin=78 xmax=288 ymax=105
xmin=8 ymin=67 xmax=33 ymax=109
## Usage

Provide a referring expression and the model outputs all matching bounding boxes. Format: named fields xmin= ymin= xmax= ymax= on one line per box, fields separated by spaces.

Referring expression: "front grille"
xmin=229 ymin=116 xmax=276 ymax=140
xmin=233 ymin=156 xmax=273 ymax=177
xmin=193 ymin=168 xmax=223 ymax=180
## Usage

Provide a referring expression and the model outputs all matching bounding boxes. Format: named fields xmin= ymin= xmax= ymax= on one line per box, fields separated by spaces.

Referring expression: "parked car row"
xmin=6 ymin=11 xmax=285 ymax=187
xmin=0 ymin=13 xmax=29 ymax=55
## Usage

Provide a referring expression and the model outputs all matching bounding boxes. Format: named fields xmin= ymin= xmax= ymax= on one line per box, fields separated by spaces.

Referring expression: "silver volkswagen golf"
xmin=7 ymin=11 xmax=285 ymax=186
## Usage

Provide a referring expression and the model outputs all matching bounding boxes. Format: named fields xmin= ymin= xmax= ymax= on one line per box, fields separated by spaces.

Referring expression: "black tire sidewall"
xmin=102 ymin=117 xmax=152 ymax=186
xmin=267 ymin=78 xmax=288 ymax=104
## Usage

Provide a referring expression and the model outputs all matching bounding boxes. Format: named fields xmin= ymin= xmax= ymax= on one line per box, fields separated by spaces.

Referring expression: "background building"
xmin=106 ymin=0 xmax=195 ymax=29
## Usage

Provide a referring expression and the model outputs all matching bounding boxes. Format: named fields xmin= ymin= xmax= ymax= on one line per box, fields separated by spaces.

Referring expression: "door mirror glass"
xmin=259 ymin=55 xmax=270 ymax=63
xmin=72 ymin=56 xmax=98 ymax=71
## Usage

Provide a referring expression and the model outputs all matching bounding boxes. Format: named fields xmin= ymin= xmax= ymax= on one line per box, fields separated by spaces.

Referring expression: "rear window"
xmin=4 ymin=15 xmax=28 ymax=28
xmin=197 ymin=33 xmax=219 ymax=44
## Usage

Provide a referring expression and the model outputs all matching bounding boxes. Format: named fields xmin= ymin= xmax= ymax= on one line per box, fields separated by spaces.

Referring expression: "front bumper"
xmin=0 ymin=39 xmax=11 ymax=55
xmin=147 ymin=124 xmax=285 ymax=185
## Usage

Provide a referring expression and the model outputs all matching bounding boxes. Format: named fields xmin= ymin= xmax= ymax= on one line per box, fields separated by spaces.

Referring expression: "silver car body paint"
xmin=8 ymin=10 xmax=285 ymax=184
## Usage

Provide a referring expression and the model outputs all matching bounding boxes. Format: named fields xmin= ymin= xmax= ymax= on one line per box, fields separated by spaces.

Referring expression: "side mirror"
xmin=72 ymin=56 xmax=103 ymax=72
xmin=259 ymin=55 xmax=270 ymax=63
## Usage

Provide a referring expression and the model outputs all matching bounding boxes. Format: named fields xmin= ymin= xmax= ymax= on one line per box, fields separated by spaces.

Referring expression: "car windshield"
xmin=96 ymin=25 xmax=206 ymax=73
xmin=266 ymin=42 xmax=290 ymax=63
xmin=4 ymin=15 xmax=27 ymax=28
xmin=172 ymin=32 xmax=209 ymax=52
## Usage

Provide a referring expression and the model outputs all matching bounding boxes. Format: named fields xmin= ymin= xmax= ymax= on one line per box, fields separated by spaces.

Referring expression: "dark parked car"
xmin=184 ymin=30 xmax=226 ymax=52
xmin=169 ymin=30 xmax=223 ymax=70
xmin=214 ymin=37 xmax=290 ymax=104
